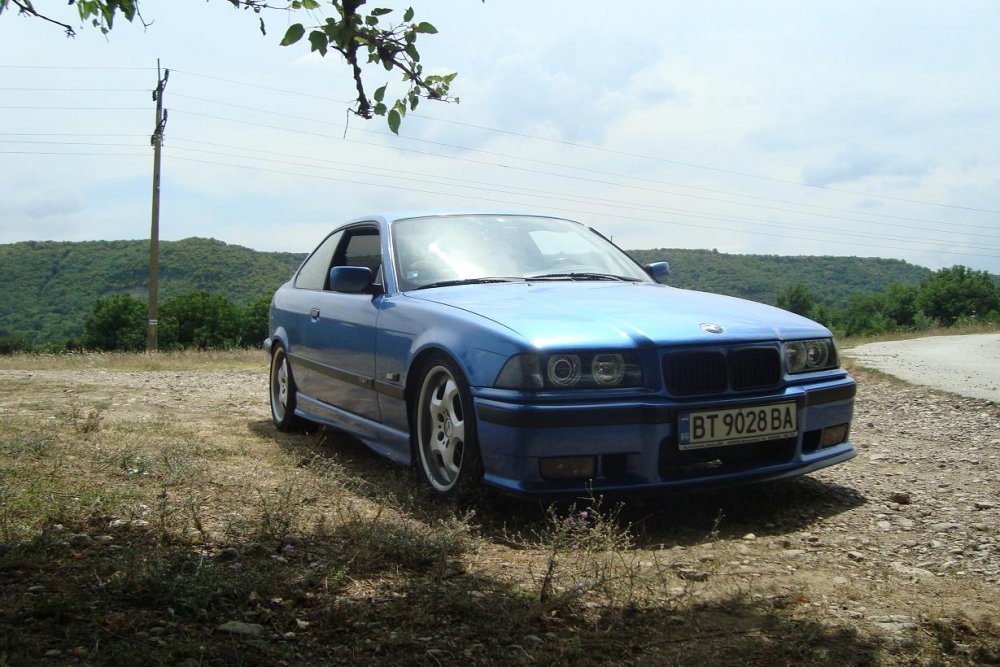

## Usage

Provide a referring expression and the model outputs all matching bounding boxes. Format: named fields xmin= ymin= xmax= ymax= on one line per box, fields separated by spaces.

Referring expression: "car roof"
xmin=341 ymin=211 xmax=576 ymax=226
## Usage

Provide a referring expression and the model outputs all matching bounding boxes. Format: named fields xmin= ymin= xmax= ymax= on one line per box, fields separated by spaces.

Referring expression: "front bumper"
xmin=473 ymin=377 xmax=856 ymax=498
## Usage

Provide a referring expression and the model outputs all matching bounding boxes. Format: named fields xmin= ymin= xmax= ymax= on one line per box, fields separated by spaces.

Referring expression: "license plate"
xmin=678 ymin=402 xmax=797 ymax=450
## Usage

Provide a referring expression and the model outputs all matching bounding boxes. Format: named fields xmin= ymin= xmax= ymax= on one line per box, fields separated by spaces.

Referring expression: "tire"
xmin=414 ymin=354 xmax=484 ymax=498
xmin=269 ymin=344 xmax=303 ymax=431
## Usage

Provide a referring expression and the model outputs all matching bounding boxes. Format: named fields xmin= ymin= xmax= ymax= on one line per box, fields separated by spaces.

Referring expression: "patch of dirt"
xmin=1 ymin=361 xmax=998 ymax=665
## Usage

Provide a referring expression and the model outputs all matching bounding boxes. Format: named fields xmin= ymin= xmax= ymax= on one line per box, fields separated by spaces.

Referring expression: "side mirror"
xmin=328 ymin=266 xmax=373 ymax=293
xmin=645 ymin=261 xmax=670 ymax=284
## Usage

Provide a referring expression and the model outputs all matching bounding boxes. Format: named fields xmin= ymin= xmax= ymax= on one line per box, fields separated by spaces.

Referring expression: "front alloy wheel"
xmin=415 ymin=355 xmax=482 ymax=496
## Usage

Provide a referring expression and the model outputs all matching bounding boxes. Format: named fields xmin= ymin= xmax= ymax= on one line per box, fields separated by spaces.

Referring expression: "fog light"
xmin=820 ymin=423 xmax=850 ymax=448
xmin=539 ymin=456 xmax=596 ymax=480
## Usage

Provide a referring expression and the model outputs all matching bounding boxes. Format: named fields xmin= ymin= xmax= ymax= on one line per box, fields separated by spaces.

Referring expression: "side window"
xmin=294 ymin=231 xmax=343 ymax=290
xmin=338 ymin=228 xmax=383 ymax=286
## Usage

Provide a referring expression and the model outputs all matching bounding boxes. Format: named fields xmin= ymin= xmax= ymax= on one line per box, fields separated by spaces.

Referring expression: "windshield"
xmin=391 ymin=214 xmax=651 ymax=291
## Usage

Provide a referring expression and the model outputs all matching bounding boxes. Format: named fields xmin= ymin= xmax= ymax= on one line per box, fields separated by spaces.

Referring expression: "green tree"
xmin=915 ymin=265 xmax=1000 ymax=326
xmin=239 ymin=295 xmax=272 ymax=348
xmin=776 ymin=283 xmax=815 ymax=317
xmin=836 ymin=292 xmax=895 ymax=337
xmin=0 ymin=0 xmax=461 ymax=133
xmin=882 ymin=282 xmax=919 ymax=328
xmin=83 ymin=294 xmax=147 ymax=351
xmin=0 ymin=334 xmax=36 ymax=355
xmin=159 ymin=291 xmax=241 ymax=350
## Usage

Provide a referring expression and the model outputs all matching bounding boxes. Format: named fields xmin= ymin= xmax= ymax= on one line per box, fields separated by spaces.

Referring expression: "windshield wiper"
xmin=528 ymin=272 xmax=640 ymax=282
xmin=413 ymin=277 xmax=523 ymax=290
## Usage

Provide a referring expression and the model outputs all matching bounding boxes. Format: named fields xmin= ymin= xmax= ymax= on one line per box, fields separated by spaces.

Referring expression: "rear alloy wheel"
xmin=269 ymin=345 xmax=302 ymax=431
xmin=415 ymin=355 xmax=483 ymax=497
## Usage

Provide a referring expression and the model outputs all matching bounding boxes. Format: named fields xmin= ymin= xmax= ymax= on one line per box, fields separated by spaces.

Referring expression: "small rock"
xmin=873 ymin=615 xmax=918 ymax=633
xmin=889 ymin=492 xmax=912 ymax=505
xmin=782 ymin=549 xmax=805 ymax=558
xmin=45 ymin=649 xmax=63 ymax=658
xmin=847 ymin=551 xmax=865 ymax=562
xmin=69 ymin=533 xmax=94 ymax=548
xmin=891 ymin=562 xmax=935 ymax=580
xmin=217 ymin=621 xmax=265 ymax=637
xmin=742 ymin=533 xmax=757 ymax=541
xmin=930 ymin=522 xmax=960 ymax=533
xmin=677 ymin=568 xmax=710 ymax=582
xmin=973 ymin=501 xmax=996 ymax=511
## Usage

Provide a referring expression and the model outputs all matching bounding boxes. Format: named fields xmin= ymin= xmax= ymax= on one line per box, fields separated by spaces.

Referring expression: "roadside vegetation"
xmin=1 ymin=256 xmax=998 ymax=356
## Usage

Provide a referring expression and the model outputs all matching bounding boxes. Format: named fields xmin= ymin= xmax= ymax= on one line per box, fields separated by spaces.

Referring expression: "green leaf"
xmin=388 ymin=109 xmax=401 ymax=134
xmin=404 ymin=43 xmax=419 ymax=62
xmin=365 ymin=15 xmax=378 ymax=26
xmin=403 ymin=7 xmax=415 ymax=22
xmin=258 ymin=17 xmax=266 ymax=36
xmin=373 ymin=102 xmax=387 ymax=116
xmin=280 ymin=23 xmax=305 ymax=46
xmin=414 ymin=21 xmax=438 ymax=34
xmin=371 ymin=7 xmax=393 ymax=16
xmin=373 ymin=84 xmax=387 ymax=102
xmin=382 ymin=58 xmax=394 ymax=71
xmin=308 ymin=30 xmax=328 ymax=56
xmin=302 ymin=0 xmax=321 ymax=8
xmin=409 ymin=94 xmax=419 ymax=111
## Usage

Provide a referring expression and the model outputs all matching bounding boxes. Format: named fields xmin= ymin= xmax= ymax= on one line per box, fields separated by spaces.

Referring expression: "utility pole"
xmin=147 ymin=60 xmax=168 ymax=352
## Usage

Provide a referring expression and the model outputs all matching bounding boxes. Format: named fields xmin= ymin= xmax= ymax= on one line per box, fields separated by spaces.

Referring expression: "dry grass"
xmin=839 ymin=322 xmax=1000 ymax=350
xmin=1 ymin=351 xmax=997 ymax=665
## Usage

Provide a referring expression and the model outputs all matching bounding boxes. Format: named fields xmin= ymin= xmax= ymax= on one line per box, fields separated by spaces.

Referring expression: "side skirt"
xmin=295 ymin=393 xmax=412 ymax=466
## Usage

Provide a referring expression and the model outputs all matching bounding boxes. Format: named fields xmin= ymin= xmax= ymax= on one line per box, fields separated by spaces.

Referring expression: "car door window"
xmin=337 ymin=228 xmax=383 ymax=288
xmin=295 ymin=231 xmax=343 ymax=290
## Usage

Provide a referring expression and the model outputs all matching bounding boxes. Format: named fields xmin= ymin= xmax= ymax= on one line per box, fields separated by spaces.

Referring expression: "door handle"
xmin=310 ymin=307 xmax=320 ymax=319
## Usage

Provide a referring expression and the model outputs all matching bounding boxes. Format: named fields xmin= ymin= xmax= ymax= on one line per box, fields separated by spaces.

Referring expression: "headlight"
xmin=496 ymin=351 xmax=642 ymax=389
xmin=784 ymin=338 xmax=838 ymax=373
xmin=547 ymin=354 xmax=582 ymax=387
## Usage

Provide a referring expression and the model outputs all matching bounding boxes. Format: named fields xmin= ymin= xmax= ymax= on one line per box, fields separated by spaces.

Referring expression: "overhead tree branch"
xmin=0 ymin=0 xmax=462 ymax=133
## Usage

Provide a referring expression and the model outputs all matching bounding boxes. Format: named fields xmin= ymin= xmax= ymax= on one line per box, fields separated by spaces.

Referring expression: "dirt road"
xmin=845 ymin=333 xmax=1000 ymax=402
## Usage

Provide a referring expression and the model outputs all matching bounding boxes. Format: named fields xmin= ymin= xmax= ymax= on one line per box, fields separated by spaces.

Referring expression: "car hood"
xmin=405 ymin=282 xmax=828 ymax=349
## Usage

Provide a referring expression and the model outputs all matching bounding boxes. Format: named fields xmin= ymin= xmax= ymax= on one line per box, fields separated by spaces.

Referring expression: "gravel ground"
xmin=1 ymin=356 xmax=998 ymax=661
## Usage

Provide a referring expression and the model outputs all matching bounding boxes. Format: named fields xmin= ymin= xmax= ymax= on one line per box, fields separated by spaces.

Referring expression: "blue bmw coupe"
xmin=266 ymin=213 xmax=856 ymax=498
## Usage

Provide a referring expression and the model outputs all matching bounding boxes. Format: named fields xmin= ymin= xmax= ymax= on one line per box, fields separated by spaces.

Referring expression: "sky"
xmin=1 ymin=0 xmax=998 ymax=274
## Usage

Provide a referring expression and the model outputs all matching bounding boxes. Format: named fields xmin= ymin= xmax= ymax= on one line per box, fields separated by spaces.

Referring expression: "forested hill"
xmin=1 ymin=237 xmax=935 ymax=344
xmin=628 ymin=248 xmax=932 ymax=308
xmin=0 ymin=238 xmax=305 ymax=343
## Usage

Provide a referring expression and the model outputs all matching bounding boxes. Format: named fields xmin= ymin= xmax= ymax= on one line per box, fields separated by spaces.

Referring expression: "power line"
xmin=0 ymin=105 xmax=147 ymax=110
xmin=165 ymin=92 xmax=995 ymax=229
xmin=169 ymin=67 xmax=999 ymax=214
xmin=166 ymin=139 xmax=1000 ymax=253
xmin=0 ymin=87 xmax=146 ymax=92
xmin=168 ymin=107 xmax=1000 ymax=238
xmin=0 ymin=65 xmax=153 ymax=70
xmin=164 ymin=153 xmax=1000 ymax=259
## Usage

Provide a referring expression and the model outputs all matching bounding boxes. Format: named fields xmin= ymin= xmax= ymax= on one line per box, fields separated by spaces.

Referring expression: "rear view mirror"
xmin=328 ymin=266 xmax=373 ymax=293
xmin=645 ymin=261 xmax=670 ymax=284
